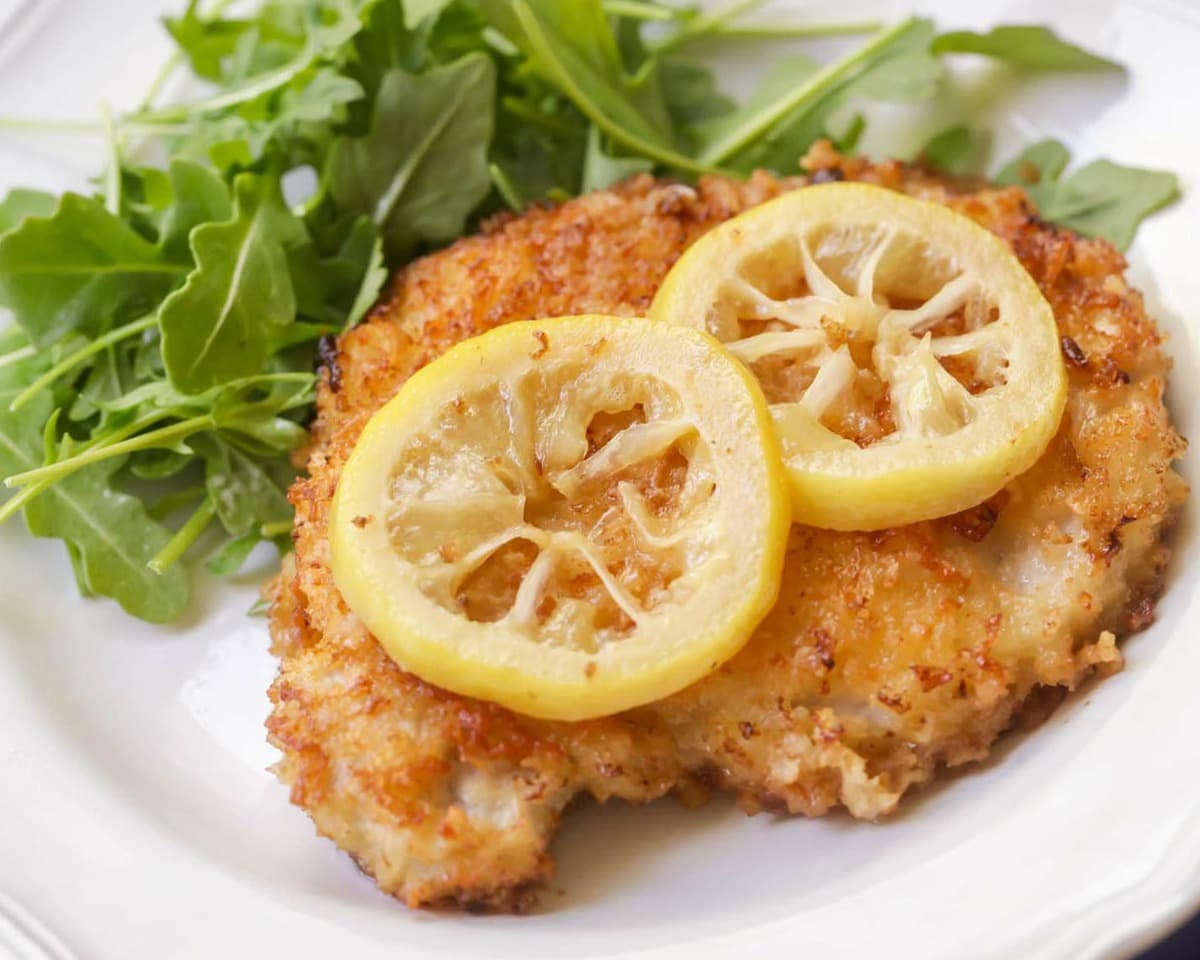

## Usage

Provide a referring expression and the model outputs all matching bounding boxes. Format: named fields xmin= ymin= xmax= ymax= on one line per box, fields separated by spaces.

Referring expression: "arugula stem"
xmin=124 ymin=121 xmax=198 ymax=137
xmin=140 ymin=0 xmax=241 ymax=110
xmin=0 ymin=116 xmax=104 ymax=132
xmin=0 ymin=346 xmax=36 ymax=370
xmin=260 ymin=520 xmax=293 ymax=538
xmin=247 ymin=595 xmax=273 ymax=617
xmin=217 ymin=372 xmax=317 ymax=400
xmin=4 ymin=415 xmax=214 ymax=489
xmin=710 ymin=21 xmax=884 ymax=40
xmin=148 ymin=497 xmax=216 ymax=573
xmin=135 ymin=0 xmax=244 ymax=118
xmin=489 ymin=163 xmax=525 ymax=211
xmin=513 ymin=2 xmax=718 ymax=176
xmin=140 ymin=55 xmax=183 ymax=111
xmin=100 ymin=102 xmax=122 ymax=217
xmin=501 ymin=97 xmax=583 ymax=140
xmin=0 ymin=477 xmax=53 ymax=526
xmin=229 ymin=371 xmax=317 ymax=387
xmin=0 ymin=406 xmax=188 ymax=523
xmin=94 ymin=409 xmax=181 ymax=449
xmin=0 ymin=116 xmax=197 ymax=137
xmin=131 ymin=48 xmax=312 ymax=124
xmin=9 ymin=315 xmax=157 ymax=413
xmin=601 ymin=0 xmax=678 ymax=21
xmin=652 ymin=0 xmax=768 ymax=55
xmin=148 ymin=486 xmax=207 ymax=522
xmin=697 ymin=17 xmax=918 ymax=165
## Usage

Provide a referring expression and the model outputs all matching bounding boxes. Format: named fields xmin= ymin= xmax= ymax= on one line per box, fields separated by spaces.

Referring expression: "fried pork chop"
xmin=267 ymin=146 xmax=1186 ymax=910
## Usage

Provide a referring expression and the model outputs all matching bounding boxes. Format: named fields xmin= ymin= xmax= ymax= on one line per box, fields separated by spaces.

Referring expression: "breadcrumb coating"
xmin=267 ymin=147 xmax=1186 ymax=911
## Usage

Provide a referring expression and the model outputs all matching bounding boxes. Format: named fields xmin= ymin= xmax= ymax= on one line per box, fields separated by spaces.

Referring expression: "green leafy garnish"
xmin=0 ymin=349 xmax=190 ymax=621
xmin=932 ymin=26 xmax=1122 ymax=70
xmin=582 ymin=126 xmax=654 ymax=192
xmin=0 ymin=189 xmax=58 ymax=235
xmin=323 ymin=53 xmax=496 ymax=259
xmin=0 ymin=0 xmax=1180 ymax=622
xmin=159 ymin=173 xmax=304 ymax=393
xmin=480 ymin=0 xmax=710 ymax=174
xmin=997 ymin=140 xmax=1180 ymax=250
xmin=404 ymin=0 xmax=454 ymax=28
xmin=919 ymin=124 xmax=986 ymax=176
xmin=23 ymin=456 xmax=192 ymax=622
xmin=697 ymin=18 xmax=941 ymax=170
xmin=0 ymin=195 xmax=186 ymax=345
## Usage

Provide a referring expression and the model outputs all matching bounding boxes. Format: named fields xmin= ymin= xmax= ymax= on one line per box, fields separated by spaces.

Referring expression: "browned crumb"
xmin=267 ymin=145 xmax=1186 ymax=911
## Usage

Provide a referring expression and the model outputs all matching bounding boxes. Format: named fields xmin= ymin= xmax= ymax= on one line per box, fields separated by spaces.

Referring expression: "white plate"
xmin=1 ymin=1 xmax=1198 ymax=958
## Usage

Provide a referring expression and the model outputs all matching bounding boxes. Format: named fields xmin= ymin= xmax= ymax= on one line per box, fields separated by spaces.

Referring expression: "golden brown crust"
xmin=267 ymin=147 xmax=1186 ymax=910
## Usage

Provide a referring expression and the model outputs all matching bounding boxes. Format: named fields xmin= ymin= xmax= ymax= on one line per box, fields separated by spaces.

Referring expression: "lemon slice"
xmin=649 ymin=182 xmax=1067 ymax=530
xmin=330 ymin=316 xmax=789 ymax=720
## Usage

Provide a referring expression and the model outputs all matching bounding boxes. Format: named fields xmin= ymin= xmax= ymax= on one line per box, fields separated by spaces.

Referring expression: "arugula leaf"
xmin=130 ymin=447 xmax=195 ymax=480
xmin=160 ymin=159 xmax=233 ymax=261
xmin=68 ymin=347 xmax=131 ymax=422
xmin=349 ymin=0 xmax=432 ymax=111
xmin=481 ymin=0 xmax=710 ymax=174
xmin=425 ymin=1 xmax=497 ymax=63
xmin=210 ymin=377 xmax=315 ymax=453
xmin=0 ymin=379 xmax=190 ymax=622
xmin=995 ymin=139 xmax=1071 ymax=190
xmin=159 ymin=173 xmax=307 ymax=393
xmin=489 ymin=128 xmax=584 ymax=210
xmin=996 ymin=140 xmax=1179 ymax=250
xmin=932 ymin=26 xmax=1121 ymax=70
xmin=1044 ymin=162 xmax=1180 ymax=249
xmin=582 ymin=126 xmax=654 ymax=192
xmin=0 ymin=188 xmax=57 ymax=235
xmin=843 ymin=31 xmax=942 ymax=102
xmin=172 ymin=67 xmax=364 ymax=173
xmin=120 ymin=166 xmax=178 ymax=245
xmin=405 ymin=0 xmax=454 ymax=29
xmin=23 ymin=456 xmax=191 ymax=622
xmin=698 ymin=18 xmax=939 ymax=169
xmin=694 ymin=53 xmax=818 ymax=159
xmin=345 ymin=232 xmax=387 ymax=328
xmin=140 ymin=2 xmax=361 ymax=124
xmin=919 ymin=124 xmax=985 ymax=176
xmin=710 ymin=21 xmax=940 ymax=175
xmin=487 ymin=76 xmax=589 ymax=212
xmin=216 ymin=410 xmax=309 ymax=453
xmin=832 ymin=113 xmax=866 ymax=152
xmin=206 ymin=530 xmax=264 ymax=576
xmin=189 ymin=433 xmax=291 ymax=536
xmin=0 ymin=194 xmax=186 ymax=346
xmin=325 ymin=54 xmax=496 ymax=258
xmin=255 ymin=68 xmax=364 ymax=143
xmin=163 ymin=0 xmax=257 ymax=82
xmin=289 ymin=214 xmax=387 ymax=330
xmin=660 ymin=57 xmax=736 ymax=131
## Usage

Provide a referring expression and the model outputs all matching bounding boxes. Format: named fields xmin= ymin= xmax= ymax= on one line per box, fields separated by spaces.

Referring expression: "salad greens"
xmin=996 ymin=140 xmax=1181 ymax=252
xmin=0 ymin=0 xmax=1182 ymax=622
xmin=931 ymin=26 xmax=1122 ymax=70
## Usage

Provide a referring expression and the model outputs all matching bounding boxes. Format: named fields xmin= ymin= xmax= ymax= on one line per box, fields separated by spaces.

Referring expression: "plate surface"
xmin=1 ymin=1 xmax=1198 ymax=958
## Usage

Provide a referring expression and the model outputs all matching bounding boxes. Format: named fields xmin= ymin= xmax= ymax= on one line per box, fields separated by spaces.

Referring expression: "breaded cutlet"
xmin=267 ymin=145 xmax=1186 ymax=910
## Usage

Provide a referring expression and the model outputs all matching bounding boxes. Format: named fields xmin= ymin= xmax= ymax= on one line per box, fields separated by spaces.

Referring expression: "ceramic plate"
xmin=1 ymin=1 xmax=1197 ymax=957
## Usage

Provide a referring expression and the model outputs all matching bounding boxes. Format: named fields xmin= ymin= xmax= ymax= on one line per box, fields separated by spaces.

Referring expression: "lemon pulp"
xmin=330 ymin=316 xmax=790 ymax=720
xmin=649 ymin=182 xmax=1067 ymax=530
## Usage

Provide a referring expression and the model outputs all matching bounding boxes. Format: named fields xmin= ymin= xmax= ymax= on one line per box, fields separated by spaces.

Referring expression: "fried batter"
xmin=267 ymin=147 xmax=1186 ymax=910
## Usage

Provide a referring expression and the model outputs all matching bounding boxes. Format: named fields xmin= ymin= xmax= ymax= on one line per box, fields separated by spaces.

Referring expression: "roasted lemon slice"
xmin=330 ymin=316 xmax=789 ymax=720
xmin=649 ymin=182 xmax=1067 ymax=530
